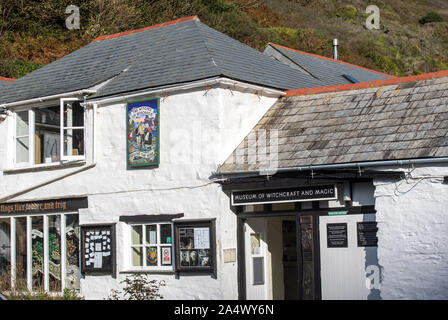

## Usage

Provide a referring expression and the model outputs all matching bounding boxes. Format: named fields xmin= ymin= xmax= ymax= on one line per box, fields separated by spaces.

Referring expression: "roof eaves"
xmin=267 ymin=42 xmax=395 ymax=79
xmin=93 ymin=15 xmax=200 ymax=42
xmin=285 ymin=69 xmax=448 ymax=96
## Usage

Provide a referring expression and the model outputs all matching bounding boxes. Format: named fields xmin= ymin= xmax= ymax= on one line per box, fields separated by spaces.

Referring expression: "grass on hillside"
xmin=1 ymin=0 xmax=448 ymax=79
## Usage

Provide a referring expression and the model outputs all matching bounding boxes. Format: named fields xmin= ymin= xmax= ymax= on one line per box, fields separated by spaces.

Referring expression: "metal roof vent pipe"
xmin=333 ymin=39 xmax=339 ymax=60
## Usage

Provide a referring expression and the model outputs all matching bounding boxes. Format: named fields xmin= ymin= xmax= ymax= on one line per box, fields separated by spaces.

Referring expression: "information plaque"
xmin=327 ymin=223 xmax=348 ymax=248
xmin=357 ymin=222 xmax=378 ymax=247
xmin=81 ymin=224 xmax=116 ymax=275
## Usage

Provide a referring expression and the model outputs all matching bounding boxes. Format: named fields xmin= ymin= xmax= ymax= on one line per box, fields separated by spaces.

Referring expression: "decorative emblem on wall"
xmin=126 ymin=99 xmax=160 ymax=168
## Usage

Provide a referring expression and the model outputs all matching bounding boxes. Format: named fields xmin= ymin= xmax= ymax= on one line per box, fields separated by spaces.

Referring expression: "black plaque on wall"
xmin=327 ymin=223 xmax=348 ymax=248
xmin=357 ymin=222 xmax=378 ymax=247
xmin=81 ymin=224 xmax=116 ymax=276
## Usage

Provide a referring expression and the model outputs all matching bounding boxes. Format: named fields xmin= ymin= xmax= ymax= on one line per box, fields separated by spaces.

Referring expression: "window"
xmin=13 ymin=98 xmax=85 ymax=167
xmin=129 ymin=223 xmax=173 ymax=270
xmin=0 ymin=214 xmax=80 ymax=292
xmin=61 ymin=99 xmax=85 ymax=161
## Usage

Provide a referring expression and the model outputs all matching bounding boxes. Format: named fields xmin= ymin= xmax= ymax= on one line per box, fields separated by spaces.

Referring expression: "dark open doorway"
xmin=282 ymin=220 xmax=298 ymax=299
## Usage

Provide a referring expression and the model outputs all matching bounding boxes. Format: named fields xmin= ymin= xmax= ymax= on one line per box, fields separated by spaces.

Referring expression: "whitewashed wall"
xmin=0 ymin=84 xmax=278 ymax=299
xmin=373 ymin=164 xmax=448 ymax=299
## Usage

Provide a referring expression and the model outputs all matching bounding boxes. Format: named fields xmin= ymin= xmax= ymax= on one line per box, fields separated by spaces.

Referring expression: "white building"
xmin=1 ymin=16 xmax=446 ymax=300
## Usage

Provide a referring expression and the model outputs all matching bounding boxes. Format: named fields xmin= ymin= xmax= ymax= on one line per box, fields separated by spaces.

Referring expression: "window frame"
xmin=128 ymin=222 xmax=174 ymax=272
xmin=60 ymin=98 xmax=86 ymax=161
xmin=0 ymin=212 xmax=80 ymax=293
xmin=12 ymin=108 xmax=34 ymax=167
xmin=173 ymin=219 xmax=216 ymax=276
xmin=11 ymin=98 xmax=86 ymax=168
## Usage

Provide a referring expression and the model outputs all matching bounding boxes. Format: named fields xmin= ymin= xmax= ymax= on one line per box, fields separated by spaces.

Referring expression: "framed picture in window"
xmin=174 ymin=219 xmax=216 ymax=276
xmin=81 ymin=224 xmax=116 ymax=277
xmin=126 ymin=98 xmax=160 ymax=168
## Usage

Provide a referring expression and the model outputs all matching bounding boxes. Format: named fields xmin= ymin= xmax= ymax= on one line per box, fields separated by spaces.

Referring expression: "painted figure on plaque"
xmin=127 ymin=99 xmax=159 ymax=167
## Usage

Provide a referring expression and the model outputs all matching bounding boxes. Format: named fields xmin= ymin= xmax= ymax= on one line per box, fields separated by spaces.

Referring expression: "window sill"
xmin=3 ymin=160 xmax=87 ymax=174
xmin=120 ymin=269 xmax=175 ymax=275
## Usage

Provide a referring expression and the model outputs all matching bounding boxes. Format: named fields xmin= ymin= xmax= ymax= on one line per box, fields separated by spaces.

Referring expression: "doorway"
xmin=244 ymin=215 xmax=320 ymax=300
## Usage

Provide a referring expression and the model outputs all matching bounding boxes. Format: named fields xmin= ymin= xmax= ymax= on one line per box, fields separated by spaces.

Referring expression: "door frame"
xmin=236 ymin=205 xmax=376 ymax=300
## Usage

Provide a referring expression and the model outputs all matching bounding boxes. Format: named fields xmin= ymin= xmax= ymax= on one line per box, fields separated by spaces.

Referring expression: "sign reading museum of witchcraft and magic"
xmin=127 ymin=98 xmax=160 ymax=168
xmin=231 ymin=184 xmax=337 ymax=206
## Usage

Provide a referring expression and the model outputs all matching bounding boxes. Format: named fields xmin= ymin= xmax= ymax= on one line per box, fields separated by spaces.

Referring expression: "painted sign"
xmin=0 ymin=197 xmax=88 ymax=215
xmin=127 ymin=98 xmax=159 ymax=167
xmin=327 ymin=223 xmax=348 ymax=248
xmin=231 ymin=184 xmax=337 ymax=206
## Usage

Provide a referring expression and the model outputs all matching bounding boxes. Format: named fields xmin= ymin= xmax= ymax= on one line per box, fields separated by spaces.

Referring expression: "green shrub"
xmin=419 ymin=11 xmax=444 ymax=25
xmin=342 ymin=5 xmax=357 ymax=20
xmin=0 ymin=59 xmax=45 ymax=78
xmin=107 ymin=274 xmax=165 ymax=300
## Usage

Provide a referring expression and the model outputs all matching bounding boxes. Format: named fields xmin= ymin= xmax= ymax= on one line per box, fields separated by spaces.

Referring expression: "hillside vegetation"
xmin=1 ymin=0 xmax=448 ymax=79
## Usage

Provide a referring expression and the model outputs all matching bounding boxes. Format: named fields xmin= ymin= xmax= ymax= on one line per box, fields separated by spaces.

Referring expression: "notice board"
xmin=81 ymin=224 xmax=116 ymax=276
xmin=327 ymin=223 xmax=348 ymax=248
xmin=174 ymin=220 xmax=216 ymax=276
xmin=357 ymin=222 xmax=378 ymax=247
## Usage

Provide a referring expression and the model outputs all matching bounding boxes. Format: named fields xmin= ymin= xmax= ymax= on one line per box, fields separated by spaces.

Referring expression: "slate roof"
xmin=217 ymin=71 xmax=448 ymax=174
xmin=0 ymin=77 xmax=14 ymax=89
xmin=264 ymin=43 xmax=393 ymax=86
xmin=0 ymin=16 xmax=325 ymax=104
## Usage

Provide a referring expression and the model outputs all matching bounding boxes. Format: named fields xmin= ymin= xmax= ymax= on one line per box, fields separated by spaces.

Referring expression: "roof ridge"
xmin=192 ymin=20 xmax=224 ymax=76
xmin=94 ymin=15 xmax=200 ymax=42
xmin=285 ymin=70 xmax=448 ymax=96
xmin=267 ymin=42 xmax=395 ymax=78
xmin=0 ymin=76 xmax=16 ymax=82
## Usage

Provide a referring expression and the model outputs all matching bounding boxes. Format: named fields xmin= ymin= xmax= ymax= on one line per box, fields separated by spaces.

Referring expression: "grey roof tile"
xmin=1 ymin=19 xmax=325 ymax=104
xmin=264 ymin=44 xmax=392 ymax=85
xmin=218 ymin=75 xmax=448 ymax=173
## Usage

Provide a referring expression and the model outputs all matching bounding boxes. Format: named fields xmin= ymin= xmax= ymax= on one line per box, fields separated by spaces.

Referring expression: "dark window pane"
xmin=15 ymin=217 xmax=27 ymax=290
xmin=63 ymin=129 xmax=84 ymax=157
xmin=63 ymin=101 xmax=84 ymax=127
xmin=32 ymin=216 xmax=44 ymax=291
xmin=65 ymin=215 xmax=80 ymax=290
xmin=160 ymin=224 xmax=172 ymax=244
xmin=0 ymin=218 xmax=11 ymax=290
xmin=35 ymin=106 xmax=60 ymax=164
xmin=48 ymin=215 xmax=61 ymax=292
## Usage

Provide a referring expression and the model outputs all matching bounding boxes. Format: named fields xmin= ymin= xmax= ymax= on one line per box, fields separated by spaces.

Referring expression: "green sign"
xmin=328 ymin=211 xmax=348 ymax=216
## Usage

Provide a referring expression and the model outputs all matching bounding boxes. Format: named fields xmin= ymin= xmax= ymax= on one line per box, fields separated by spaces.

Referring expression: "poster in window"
xmin=147 ymin=247 xmax=157 ymax=266
xmin=126 ymin=98 xmax=159 ymax=168
xmin=81 ymin=225 xmax=115 ymax=275
xmin=162 ymin=247 xmax=172 ymax=265
xmin=43 ymin=133 xmax=60 ymax=163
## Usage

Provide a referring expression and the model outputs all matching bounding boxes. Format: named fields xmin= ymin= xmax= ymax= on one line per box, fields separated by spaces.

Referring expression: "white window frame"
xmin=129 ymin=222 xmax=174 ymax=272
xmin=11 ymin=98 xmax=85 ymax=168
xmin=1 ymin=213 xmax=80 ymax=293
xmin=12 ymin=108 xmax=34 ymax=167
xmin=60 ymin=98 xmax=85 ymax=161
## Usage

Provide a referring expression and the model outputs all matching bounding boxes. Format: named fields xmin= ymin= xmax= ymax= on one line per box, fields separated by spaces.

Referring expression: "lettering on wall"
xmin=0 ymin=197 xmax=88 ymax=215
xmin=232 ymin=184 xmax=337 ymax=206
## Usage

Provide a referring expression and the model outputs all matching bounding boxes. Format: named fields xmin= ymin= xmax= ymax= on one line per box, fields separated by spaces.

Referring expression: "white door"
xmin=245 ymin=218 xmax=269 ymax=300
xmin=319 ymin=214 xmax=379 ymax=300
